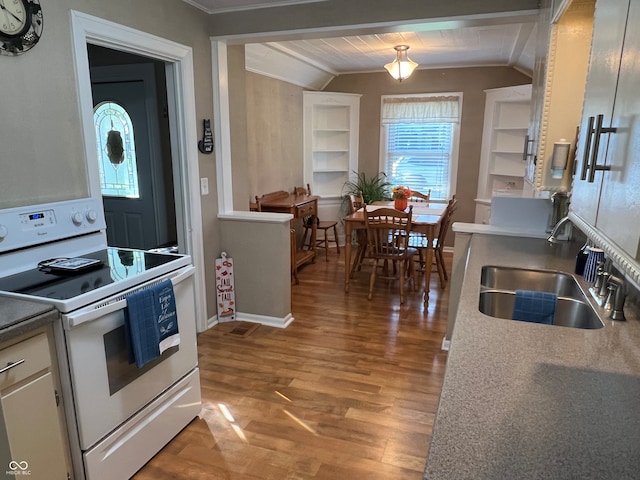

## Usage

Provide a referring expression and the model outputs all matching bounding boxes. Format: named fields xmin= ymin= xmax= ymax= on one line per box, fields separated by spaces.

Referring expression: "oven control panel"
xmin=0 ymin=198 xmax=107 ymax=253
xmin=19 ymin=209 xmax=57 ymax=229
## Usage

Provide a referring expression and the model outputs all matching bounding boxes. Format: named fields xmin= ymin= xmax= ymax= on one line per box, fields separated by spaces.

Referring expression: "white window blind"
xmin=381 ymin=95 xmax=461 ymax=201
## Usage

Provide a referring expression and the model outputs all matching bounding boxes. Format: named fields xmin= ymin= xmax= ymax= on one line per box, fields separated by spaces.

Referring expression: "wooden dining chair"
xmin=254 ymin=190 xmax=289 ymax=211
xmin=433 ymin=195 xmax=458 ymax=287
xmin=409 ymin=195 xmax=457 ymax=288
xmin=297 ymin=184 xmax=340 ymax=261
xmin=363 ymin=205 xmax=417 ymax=303
xmin=347 ymin=191 xmax=369 ymax=276
xmin=293 ymin=185 xmax=309 ymax=196
xmin=409 ymin=189 xmax=431 ymax=202
xmin=406 ymin=189 xmax=431 ymax=263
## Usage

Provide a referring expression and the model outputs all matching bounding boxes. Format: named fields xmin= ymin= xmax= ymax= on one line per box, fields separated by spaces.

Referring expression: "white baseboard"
xmin=205 ymin=312 xmax=294 ymax=330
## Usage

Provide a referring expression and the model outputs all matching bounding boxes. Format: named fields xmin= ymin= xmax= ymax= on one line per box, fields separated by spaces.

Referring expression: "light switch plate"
xmin=200 ymin=177 xmax=209 ymax=195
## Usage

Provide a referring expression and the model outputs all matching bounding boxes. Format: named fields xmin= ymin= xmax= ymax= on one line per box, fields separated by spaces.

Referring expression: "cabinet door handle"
xmin=580 ymin=116 xmax=595 ymax=180
xmin=587 ymin=114 xmax=614 ymax=183
xmin=522 ymin=134 xmax=534 ymax=161
xmin=0 ymin=359 xmax=25 ymax=374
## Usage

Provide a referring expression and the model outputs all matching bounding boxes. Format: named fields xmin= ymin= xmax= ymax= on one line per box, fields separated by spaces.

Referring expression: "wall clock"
xmin=0 ymin=0 xmax=43 ymax=56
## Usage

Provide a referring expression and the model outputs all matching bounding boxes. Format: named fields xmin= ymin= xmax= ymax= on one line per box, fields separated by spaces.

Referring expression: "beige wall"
xmin=238 ymin=67 xmax=531 ymax=241
xmin=245 ymin=72 xmax=304 ymax=202
xmin=325 ymin=67 xmax=532 ymax=231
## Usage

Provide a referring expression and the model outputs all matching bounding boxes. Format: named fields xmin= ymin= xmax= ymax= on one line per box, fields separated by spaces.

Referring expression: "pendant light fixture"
xmin=384 ymin=45 xmax=418 ymax=82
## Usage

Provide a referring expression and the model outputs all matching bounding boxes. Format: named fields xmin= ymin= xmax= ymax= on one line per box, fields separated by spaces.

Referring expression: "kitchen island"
xmin=424 ymin=233 xmax=640 ymax=479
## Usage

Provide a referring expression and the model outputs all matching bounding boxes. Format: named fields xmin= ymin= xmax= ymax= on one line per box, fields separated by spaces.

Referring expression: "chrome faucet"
xmin=547 ymin=216 xmax=572 ymax=243
xmin=606 ymin=275 xmax=627 ymax=321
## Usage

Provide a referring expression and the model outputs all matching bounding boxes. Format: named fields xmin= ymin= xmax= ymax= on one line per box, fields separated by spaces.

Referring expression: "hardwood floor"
xmin=133 ymin=250 xmax=451 ymax=479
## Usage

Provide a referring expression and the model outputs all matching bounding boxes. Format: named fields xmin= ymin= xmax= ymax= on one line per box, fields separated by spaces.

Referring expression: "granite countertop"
xmin=0 ymin=297 xmax=58 ymax=344
xmin=424 ymin=234 xmax=640 ymax=479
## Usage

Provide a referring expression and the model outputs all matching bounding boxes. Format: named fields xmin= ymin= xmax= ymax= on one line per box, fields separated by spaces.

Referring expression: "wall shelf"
xmin=475 ymin=84 xmax=532 ymax=222
xmin=304 ymin=91 xmax=361 ymax=199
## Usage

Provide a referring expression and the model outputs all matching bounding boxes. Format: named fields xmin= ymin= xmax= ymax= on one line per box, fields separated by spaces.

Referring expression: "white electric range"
xmin=0 ymin=199 xmax=201 ymax=480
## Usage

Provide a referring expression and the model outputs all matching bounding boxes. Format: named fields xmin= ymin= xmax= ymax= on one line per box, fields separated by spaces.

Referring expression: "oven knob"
xmin=86 ymin=209 xmax=98 ymax=223
xmin=72 ymin=211 xmax=84 ymax=226
xmin=0 ymin=224 xmax=7 ymax=240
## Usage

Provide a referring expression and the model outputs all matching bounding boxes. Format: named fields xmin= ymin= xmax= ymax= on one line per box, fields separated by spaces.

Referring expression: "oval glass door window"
xmin=94 ymin=101 xmax=140 ymax=198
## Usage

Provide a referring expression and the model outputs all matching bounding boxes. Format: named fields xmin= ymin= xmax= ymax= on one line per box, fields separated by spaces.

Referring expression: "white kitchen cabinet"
xmin=0 ymin=329 xmax=71 ymax=479
xmin=571 ymin=0 xmax=640 ymax=261
xmin=303 ymin=91 xmax=360 ymax=198
xmin=525 ymin=0 xmax=594 ymax=192
xmin=475 ymin=84 xmax=531 ymax=221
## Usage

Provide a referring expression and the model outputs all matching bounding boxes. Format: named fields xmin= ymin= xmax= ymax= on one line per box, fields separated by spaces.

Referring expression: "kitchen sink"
xmin=479 ymin=266 xmax=604 ymax=329
xmin=479 ymin=290 xmax=604 ymax=329
xmin=481 ymin=266 xmax=584 ymax=298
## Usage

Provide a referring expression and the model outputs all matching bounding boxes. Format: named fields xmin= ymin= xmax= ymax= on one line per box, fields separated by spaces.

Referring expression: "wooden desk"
xmin=343 ymin=202 xmax=447 ymax=305
xmin=258 ymin=192 xmax=319 ymax=282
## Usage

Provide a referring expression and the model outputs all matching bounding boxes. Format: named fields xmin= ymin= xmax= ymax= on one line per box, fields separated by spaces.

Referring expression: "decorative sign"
xmin=215 ymin=252 xmax=236 ymax=322
xmin=198 ymin=119 xmax=214 ymax=154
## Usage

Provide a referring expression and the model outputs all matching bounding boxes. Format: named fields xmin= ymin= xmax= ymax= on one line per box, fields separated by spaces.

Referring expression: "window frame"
xmin=379 ymin=92 xmax=462 ymax=201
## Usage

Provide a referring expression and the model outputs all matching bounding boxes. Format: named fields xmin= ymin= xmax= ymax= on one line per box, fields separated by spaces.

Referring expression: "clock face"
xmin=0 ymin=0 xmax=28 ymax=37
xmin=0 ymin=0 xmax=42 ymax=56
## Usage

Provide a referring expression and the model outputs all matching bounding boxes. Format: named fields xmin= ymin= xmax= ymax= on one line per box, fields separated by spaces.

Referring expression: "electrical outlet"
xmin=200 ymin=177 xmax=209 ymax=195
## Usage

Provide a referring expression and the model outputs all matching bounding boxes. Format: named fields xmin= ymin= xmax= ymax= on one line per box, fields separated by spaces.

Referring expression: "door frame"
xmin=70 ymin=10 xmax=207 ymax=332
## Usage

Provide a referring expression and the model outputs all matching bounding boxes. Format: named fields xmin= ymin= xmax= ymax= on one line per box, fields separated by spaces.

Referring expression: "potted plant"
xmin=342 ymin=171 xmax=392 ymax=205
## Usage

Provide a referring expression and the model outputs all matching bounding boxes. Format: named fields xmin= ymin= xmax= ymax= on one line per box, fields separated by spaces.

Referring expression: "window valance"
xmin=381 ymin=95 xmax=460 ymax=124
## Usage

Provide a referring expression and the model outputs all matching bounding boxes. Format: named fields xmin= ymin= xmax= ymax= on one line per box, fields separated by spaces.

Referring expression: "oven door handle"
xmin=64 ymin=265 xmax=195 ymax=328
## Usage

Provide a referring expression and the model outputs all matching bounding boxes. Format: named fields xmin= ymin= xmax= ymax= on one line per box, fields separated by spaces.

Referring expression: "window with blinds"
xmin=384 ymin=123 xmax=453 ymax=200
xmin=380 ymin=94 xmax=461 ymax=201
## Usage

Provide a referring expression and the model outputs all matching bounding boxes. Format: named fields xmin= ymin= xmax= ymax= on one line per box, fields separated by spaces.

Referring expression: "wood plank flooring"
xmin=133 ymin=250 xmax=451 ymax=479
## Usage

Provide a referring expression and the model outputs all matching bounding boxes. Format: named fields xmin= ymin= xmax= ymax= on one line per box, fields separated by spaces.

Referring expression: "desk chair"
xmin=296 ymin=184 xmax=340 ymax=261
xmin=363 ymin=205 xmax=417 ymax=304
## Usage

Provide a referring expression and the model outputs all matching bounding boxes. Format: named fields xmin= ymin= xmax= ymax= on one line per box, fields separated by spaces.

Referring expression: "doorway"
xmin=88 ymin=48 xmax=177 ymax=251
xmin=70 ymin=10 xmax=206 ymax=333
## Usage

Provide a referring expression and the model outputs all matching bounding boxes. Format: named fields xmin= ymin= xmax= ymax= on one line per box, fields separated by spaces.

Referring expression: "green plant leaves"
xmin=343 ymin=171 xmax=392 ymax=204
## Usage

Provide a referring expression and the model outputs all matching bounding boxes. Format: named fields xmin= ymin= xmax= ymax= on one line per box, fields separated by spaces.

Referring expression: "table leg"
xmin=344 ymin=222 xmax=352 ymax=292
xmin=423 ymin=237 xmax=435 ymax=306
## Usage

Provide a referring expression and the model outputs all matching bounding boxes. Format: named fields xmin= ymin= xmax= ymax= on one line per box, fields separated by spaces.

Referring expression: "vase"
xmin=394 ymin=198 xmax=407 ymax=210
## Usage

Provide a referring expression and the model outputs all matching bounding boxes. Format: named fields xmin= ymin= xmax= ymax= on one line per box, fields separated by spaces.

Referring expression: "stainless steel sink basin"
xmin=479 ymin=291 xmax=604 ymax=329
xmin=481 ymin=266 xmax=584 ymax=298
xmin=479 ymin=266 xmax=604 ymax=329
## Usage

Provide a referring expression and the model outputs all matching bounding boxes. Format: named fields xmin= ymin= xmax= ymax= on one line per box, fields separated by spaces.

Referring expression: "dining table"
xmin=343 ymin=201 xmax=448 ymax=306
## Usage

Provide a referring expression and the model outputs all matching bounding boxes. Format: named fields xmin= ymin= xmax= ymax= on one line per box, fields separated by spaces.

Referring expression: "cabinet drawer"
xmin=0 ymin=333 xmax=51 ymax=390
xmin=296 ymin=202 xmax=315 ymax=218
